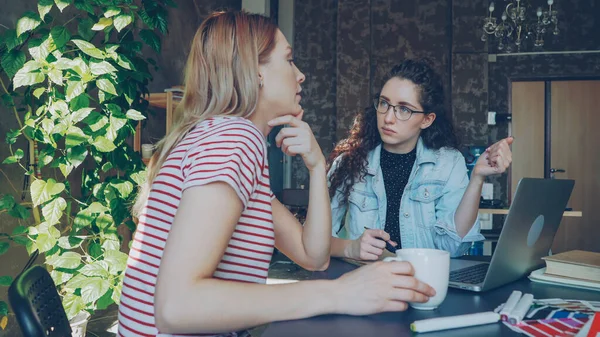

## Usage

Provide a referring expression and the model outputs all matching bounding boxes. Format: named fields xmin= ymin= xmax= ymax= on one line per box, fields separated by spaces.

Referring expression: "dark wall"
xmin=291 ymin=0 xmax=338 ymax=186
xmin=292 ymin=0 xmax=600 ymax=203
xmin=370 ymin=0 xmax=451 ymax=104
xmin=452 ymin=0 xmax=488 ymax=146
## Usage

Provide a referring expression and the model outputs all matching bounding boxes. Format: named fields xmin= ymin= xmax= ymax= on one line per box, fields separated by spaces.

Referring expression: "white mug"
xmin=141 ymin=143 xmax=154 ymax=159
xmin=383 ymin=248 xmax=450 ymax=310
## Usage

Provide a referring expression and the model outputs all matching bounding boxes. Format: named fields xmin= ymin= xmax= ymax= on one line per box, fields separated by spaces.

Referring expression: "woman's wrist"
xmin=469 ymin=171 xmax=486 ymax=186
xmin=299 ymin=279 xmax=340 ymax=316
xmin=308 ymin=156 xmax=326 ymax=174
xmin=343 ymin=239 xmax=357 ymax=259
xmin=327 ymin=278 xmax=346 ymax=314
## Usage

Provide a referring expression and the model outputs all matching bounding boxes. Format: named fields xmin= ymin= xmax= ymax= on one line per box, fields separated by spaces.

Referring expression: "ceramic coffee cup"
xmin=383 ymin=248 xmax=450 ymax=310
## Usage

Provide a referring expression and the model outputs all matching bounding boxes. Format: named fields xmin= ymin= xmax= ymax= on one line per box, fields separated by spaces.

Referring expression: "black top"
xmin=380 ymin=147 xmax=417 ymax=248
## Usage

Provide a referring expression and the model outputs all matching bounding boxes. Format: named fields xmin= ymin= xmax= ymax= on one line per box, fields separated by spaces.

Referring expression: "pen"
xmin=363 ymin=226 xmax=397 ymax=253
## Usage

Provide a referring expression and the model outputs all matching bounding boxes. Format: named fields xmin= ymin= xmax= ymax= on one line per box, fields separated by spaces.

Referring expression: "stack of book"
xmin=529 ymin=250 xmax=600 ymax=291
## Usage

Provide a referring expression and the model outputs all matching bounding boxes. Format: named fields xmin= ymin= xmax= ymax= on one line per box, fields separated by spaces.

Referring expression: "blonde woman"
xmin=118 ymin=11 xmax=435 ymax=337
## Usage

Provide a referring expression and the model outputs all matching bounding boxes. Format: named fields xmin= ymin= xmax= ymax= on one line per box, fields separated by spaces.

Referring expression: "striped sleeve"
xmin=182 ymin=124 xmax=265 ymax=208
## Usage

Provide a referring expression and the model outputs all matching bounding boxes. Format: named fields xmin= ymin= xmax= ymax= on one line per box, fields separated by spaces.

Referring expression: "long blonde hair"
xmin=133 ymin=11 xmax=278 ymax=216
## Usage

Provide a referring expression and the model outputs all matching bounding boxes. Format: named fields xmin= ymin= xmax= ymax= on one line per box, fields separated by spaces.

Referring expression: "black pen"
xmin=363 ymin=226 xmax=397 ymax=253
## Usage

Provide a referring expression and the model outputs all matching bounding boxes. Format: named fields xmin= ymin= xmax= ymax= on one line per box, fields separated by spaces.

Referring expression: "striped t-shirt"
xmin=118 ymin=116 xmax=275 ymax=337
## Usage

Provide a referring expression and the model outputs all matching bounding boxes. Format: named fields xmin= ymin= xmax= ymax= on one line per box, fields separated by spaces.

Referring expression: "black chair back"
xmin=280 ymin=188 xmax=309 ymax=207
xmin=8 ymin=265 xmax=72 ymax=337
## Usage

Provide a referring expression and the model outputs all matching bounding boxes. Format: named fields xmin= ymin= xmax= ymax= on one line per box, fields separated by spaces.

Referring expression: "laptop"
xmin=448 ymin=178 xmax=575 ymax=292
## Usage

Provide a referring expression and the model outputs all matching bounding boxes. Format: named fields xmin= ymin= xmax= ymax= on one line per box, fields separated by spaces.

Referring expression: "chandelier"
xmin=482 ymin=0 xmax=559 ymax=53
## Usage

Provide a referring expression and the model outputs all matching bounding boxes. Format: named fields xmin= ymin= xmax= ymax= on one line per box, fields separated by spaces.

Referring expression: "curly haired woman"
xmin=328 ymin=59 xmax=513 ymax=260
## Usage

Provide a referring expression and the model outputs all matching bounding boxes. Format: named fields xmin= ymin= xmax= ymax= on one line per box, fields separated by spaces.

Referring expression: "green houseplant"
xmin=0 ymin=0 xmax=173 ymax=330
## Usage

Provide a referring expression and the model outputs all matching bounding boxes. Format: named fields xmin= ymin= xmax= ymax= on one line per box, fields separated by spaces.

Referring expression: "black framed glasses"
xmin=373 ymin=97 xmax=425 ymax=121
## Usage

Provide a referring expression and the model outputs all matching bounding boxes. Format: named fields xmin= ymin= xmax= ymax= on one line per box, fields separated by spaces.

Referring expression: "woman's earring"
xmin=259 ymin=79 xmax=264 ymax=88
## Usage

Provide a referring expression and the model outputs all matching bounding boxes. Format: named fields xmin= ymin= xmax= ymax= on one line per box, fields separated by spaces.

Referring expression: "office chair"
xmin=8 ymin=265 xmax=72 ymax=337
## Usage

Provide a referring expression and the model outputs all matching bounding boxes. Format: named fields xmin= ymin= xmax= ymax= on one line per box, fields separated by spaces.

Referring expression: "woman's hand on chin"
xmin=268 ymin=112 xmax=325 ymax=171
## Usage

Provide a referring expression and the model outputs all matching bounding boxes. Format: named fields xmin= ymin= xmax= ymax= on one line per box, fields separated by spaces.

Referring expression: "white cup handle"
xmin=383 ymin=256 xmax=403 ymax=262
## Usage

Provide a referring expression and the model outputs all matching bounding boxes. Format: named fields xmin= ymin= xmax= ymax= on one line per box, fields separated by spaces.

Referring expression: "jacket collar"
xmin=366 ymin=137 xmax=436 ymax=175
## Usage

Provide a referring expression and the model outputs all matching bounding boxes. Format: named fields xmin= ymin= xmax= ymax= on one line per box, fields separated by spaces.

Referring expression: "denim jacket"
xmin=329 ymin=138 xmax=485 ymax=257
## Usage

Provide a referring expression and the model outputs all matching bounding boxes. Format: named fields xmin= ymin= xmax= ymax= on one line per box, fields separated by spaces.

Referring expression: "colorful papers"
xmin=501 ymin=299 xmax=600 ymax=337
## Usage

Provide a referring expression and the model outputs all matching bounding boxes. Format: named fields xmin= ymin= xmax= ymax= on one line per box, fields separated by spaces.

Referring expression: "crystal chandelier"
xmin=482 ymin=0 xmax=559 ymax=53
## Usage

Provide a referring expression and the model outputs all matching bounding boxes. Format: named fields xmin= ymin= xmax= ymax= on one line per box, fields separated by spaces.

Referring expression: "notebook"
xmin=529 ymin=267 xmax=600 ymax=292
xmin=542 ymin=250 xmax=600 ymax=283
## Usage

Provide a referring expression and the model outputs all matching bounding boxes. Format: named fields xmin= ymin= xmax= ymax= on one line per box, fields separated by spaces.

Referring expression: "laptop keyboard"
xmin=450 ymin=263 xmax=490 ymax=284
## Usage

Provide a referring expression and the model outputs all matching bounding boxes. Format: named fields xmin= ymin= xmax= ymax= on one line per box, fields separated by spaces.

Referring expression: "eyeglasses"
xmin=373 ymin=97 xmax=425 ymax=121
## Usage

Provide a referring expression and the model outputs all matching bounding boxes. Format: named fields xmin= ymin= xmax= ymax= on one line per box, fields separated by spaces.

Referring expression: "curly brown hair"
xmin=327 ymin=59 xmax=459 ymax=204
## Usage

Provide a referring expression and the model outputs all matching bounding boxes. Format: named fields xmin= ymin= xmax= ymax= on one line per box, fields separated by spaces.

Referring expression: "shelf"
xmin=148 ymin=92 xmax=182 ymax=110
xmin=479 ymin=208 xmax=582 ymax=217
xmin=134 ymin=87 xmax=182 ymax=160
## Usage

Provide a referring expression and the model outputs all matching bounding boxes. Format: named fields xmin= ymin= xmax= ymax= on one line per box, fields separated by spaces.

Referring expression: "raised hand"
xmin=473 ymin=137 xmax=514 ymax=178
